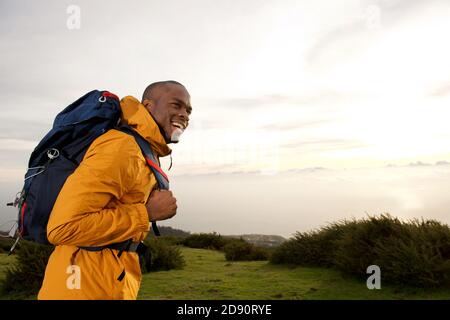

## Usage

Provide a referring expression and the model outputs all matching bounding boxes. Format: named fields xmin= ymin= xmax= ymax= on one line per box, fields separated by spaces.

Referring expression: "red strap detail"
xmin=102 ymin=91 xmax=119 ymax=101
xmin=145 ymin=157 xmax=169 ymax=182
xmin=19 ymin=202 xmax=27 ymax=236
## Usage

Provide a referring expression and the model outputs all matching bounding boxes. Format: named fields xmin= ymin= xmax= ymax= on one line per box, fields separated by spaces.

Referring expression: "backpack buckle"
xmin=47 ymin=148 xmax=60 ymax=160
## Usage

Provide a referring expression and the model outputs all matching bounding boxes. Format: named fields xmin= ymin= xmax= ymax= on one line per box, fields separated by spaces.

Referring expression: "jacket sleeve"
xmin=47 ymin=132 xmax=150 ymax=247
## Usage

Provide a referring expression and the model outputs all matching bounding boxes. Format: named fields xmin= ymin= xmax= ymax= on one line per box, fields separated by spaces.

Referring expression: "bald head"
xmin=141 ymin=80 xmax=192 ymax=144
xmin=141 ymin=80 xmax=187 ymax=103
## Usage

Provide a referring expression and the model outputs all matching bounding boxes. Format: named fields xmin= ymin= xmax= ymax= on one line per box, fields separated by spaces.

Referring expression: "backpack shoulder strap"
xmin=117 ymin=125 xmax=171 ymax=236
xmin=118 ymin=125 xmax=169 ymax=188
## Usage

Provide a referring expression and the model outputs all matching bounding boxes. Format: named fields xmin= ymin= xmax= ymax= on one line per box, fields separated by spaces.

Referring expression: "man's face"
xmin=143 ymin=84 xmax=192 ymax=144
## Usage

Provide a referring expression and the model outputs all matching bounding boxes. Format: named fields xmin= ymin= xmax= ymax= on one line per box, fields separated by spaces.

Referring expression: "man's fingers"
xmin=169 ymin=210 xmax=177 ymax=218
xmin=160 ymin=207 xmax=177 ymax=221
xmin=155 ymin=190 xmax=174 ymax=197
xmin=165 ymin=196 xmax=177 ymax=205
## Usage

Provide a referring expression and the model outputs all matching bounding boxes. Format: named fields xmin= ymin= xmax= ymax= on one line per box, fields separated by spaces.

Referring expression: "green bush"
xmin=0 ymin=237 xmax=15 ymax=253
xmin=1 ymin=236 xmax=186 ymax=295
xmin=333 ymin=215 xmax=402 ymax=278
xmin=182 ymin=232 xmax=228 ymax=250
xmin=153 ymin=235 xmax=185 ymax=246
xmin=1 ymin=240 xmax=53 ymax=296
xmin=150 ymin=226 xmax=191 ymax=238
xmin=334 ymin=216 xmax=450 ymax=287
xmin=140 ymin=238 xmax=185 ymax=273
xmin=269 ymin=220 xmax=356 ymax=267
xmin=270 ymin=214 xmax=450 ymax=288
xmin=223 ymin=240 xmax=269 ymax=261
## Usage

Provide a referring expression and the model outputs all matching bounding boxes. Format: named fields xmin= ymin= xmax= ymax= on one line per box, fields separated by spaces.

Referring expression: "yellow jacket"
xmin=38 ymin=96 xmax=171 ymax=300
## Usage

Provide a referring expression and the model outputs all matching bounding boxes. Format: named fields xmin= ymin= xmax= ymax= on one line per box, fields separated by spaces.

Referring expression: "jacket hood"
xmin=119 ymin=95 xmax=172 ymax=157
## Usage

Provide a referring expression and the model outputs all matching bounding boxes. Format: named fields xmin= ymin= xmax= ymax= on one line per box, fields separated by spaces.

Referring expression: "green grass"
xmin=0 ymin=253 xmax=16 ymax=282
xmin=138 ymin=247 xmax=450 ymax=300
xmin=0 ymin=254 xmax=38 ymax=300
xmin=1 ymin=248 xmax=449 ymax=300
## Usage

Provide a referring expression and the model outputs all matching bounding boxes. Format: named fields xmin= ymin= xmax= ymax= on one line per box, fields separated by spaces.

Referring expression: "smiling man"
xmin=38 ymin=81 xmax=192 ymax=300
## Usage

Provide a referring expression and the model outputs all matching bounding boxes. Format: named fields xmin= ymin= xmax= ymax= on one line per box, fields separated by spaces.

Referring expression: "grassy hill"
xmin=225 ymin=234 xmax=286 ymax=248
xmin=1 ymin=246 xmax=449 ymax=300
xmin=152 ymin=227 xmax=286 ymax=248
xmin=139 ymin=247 xmax=449 ymax=300
xmin=150 ymin=226 xmax=191 ymax=238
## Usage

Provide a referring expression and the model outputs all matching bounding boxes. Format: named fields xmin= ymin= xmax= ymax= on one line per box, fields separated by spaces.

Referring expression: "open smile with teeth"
xmin=171 ymin=121 xmax=186 ymax=130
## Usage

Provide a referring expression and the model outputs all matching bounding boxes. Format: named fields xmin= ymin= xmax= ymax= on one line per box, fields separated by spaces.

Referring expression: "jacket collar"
xmin=119 ymin=96 xmax=172 ymax=157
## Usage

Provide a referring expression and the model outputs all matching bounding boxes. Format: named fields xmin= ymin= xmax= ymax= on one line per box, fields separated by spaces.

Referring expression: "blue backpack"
xmin=8 ymin=90 xmax=168 ymax=254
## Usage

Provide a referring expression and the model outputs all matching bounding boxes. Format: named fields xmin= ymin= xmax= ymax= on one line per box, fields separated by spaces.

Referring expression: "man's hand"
xmin=145 ymin=189 xmax=177 ymax=222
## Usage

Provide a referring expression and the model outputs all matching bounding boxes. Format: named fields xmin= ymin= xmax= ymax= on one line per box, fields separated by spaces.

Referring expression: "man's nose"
xmin=179 ymin=109 xmax=189 ymax=122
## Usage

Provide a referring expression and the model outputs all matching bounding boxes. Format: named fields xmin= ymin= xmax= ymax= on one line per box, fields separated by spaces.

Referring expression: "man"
xmin=38 ymin=81 xmax=192 ymax=300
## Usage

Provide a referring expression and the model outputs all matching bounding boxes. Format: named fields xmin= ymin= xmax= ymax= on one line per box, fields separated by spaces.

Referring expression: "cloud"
xmin=259 ymin=119 xmax=333 ymax=131
xmin=282 ymin=138 xmax=370 ymax=152
xmin=305 ymin=0 xmax=446 ymax=74
xmin=282 ymin=166 xmax=329 ymax=174
xmin=386 ymin=160 xmax=450 ymax=168
xmin=203 ymin=90 xmax=349 ymax=110
xmin=167 ymin=162 xmax=450 ymax=237
xmin=0 ymin=149 xmax=30 ymax=169
xmin=188 ymin=91 xmax=350 ymax=135
xmin=430 ymin=83 xmax=450 ymax=98
xmin=166 ymin=157 xmax=450 ymax=177
xmin=367 ymin=0 xmax=438 ymax=12
xmin=0 ymin=139 xmax=37 ymax=151
xmin=0 ymin=119 xmax=50 ymax=141
xmin=193 ymin=90 xmax=355 ymax=132
xmin=1 ymin=0 xmax=449 ymax=180
xmin=305 ymin=21 xmax=367 ymax=68
xmin=407 ymin=161 xmax=431 ymax=167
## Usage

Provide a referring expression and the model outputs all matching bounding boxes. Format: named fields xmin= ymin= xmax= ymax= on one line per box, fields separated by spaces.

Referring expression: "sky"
xmin=1 ymin=0 xmax=449 ymax=238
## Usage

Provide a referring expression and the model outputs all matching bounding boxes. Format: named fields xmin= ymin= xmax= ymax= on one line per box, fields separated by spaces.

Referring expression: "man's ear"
xmin=142 ymin=98 xmax=154 ymax=111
